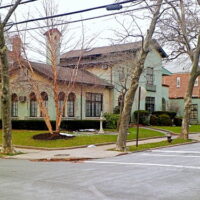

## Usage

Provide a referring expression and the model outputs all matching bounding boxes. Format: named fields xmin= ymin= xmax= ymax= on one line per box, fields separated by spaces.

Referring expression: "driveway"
xmin=1 ymin=142 xmax=200 ymax=200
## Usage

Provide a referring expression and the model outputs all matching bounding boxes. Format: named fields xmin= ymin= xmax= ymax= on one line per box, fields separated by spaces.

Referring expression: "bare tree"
xmin=11 ymin=0 xmax=94 ymax=135
xmin=116 ymin=0 xmax=164 ymax=151
xmin=157 ymin=0 xmax=200 ymax=139
xmin=0 ymin=0 xmax=23 ymax=154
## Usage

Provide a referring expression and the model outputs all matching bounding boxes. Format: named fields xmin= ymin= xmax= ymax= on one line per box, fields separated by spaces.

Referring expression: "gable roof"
xmin=10 ymin=61 xmax=113 ymax=88
xmin=61 ymin=40 xmax=167 ymax=60
xmin=162 ymin=67 xmax=172 ymax=76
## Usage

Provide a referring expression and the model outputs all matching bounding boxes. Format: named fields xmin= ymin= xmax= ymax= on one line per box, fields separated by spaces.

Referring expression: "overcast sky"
xmin=4 ymin=0 xmax=149 ymax=44
xmin=0 ymin=0 xmax=150 ymax=61
xmin=0 ymin=0 xmax=188 ymax=72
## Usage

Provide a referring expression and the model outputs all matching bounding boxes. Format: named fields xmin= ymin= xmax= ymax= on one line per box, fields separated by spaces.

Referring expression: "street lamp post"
xmin=136 ymin=86 xmax=141 ymax=147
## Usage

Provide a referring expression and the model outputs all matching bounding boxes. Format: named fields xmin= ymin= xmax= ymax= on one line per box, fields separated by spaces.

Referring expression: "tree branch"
xmin=3 ymin=0 xmax=22 ymax=27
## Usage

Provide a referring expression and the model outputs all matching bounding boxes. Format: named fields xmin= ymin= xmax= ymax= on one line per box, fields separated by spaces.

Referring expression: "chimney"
xmin=12 ymin=35 xmax=22 ymax=56
xmin=44 ymin=28 xmax=62 ymax=65
xmin=7 ymin=35 xmax=22 ymax=62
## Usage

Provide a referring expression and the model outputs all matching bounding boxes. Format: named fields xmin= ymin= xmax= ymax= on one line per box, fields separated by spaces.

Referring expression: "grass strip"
xmin=128 ymin=138 xmax=192 ymax=152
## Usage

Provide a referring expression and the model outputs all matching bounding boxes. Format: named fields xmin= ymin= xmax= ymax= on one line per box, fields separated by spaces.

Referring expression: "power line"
xmin=8 ymin=7 xmax=151 ymax=33
xmin=6 ymin=0 xmax=140 ymax=27
xmin=8 ymin=0 xmax=177 ymax=34
xmin=0 ymin=0 xmax=38 ymax=9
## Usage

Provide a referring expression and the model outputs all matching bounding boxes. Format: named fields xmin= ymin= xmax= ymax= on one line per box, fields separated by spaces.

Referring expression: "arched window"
xmin=67 ymin=93 xmax=76 ymax=117
xmin=11 ymin=93 xmax=18 ymax=117
xmin=30 ymin=92 xmax=37 ymax=117
xmin=58 ymin=92 xmax=65 ymax=117
xmin=162 ymin=98 xmax=166 ymax=111
xmin=40 ymin=92 xmax=48 ymax=117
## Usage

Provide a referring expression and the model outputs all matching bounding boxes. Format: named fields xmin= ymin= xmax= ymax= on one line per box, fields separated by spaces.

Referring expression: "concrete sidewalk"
xmin=2 ymin=133 xmax=200 ymax=161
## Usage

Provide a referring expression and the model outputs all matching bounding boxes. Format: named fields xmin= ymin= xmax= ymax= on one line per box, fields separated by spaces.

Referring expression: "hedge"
xmin=0 ymin=120 xmax=104 ymax=131
xmin=150 ymin=115 xmax=159 ymax=126
xmin=134 ymin=110 xmax=149 ymax=125
xmin=158 ymin=114 xmax=172 ymax=126
xmin=150 ymin=114 xmax=172 ymax=126
xmin=152 ymin=111 xmax=176 ymax=119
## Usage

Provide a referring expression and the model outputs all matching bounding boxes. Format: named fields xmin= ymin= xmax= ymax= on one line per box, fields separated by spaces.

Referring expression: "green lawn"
xmin=0 ymin=128 xmax=164 ymax=148
xmin=152 ymin=125 xmax=200 ymax=134
xmin=128 ymin=138 xmax=192 ymax=152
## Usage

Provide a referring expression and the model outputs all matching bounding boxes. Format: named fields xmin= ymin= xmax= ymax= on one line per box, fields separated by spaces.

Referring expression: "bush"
xmin=103 ymin=113 xmax=120 ymax=129
xmin=150 ymin=115 xmax=159 ymax=126
xmin=134 ymin=110 xmax=149 ymax=125
xmin=158 ymin=114 xmax=172 ymax=126
xmin=113 ymin=106 xmax=120 ymax=114
xmin=174 ymin=117 xmax=182 ymax=126
xmin=152 ymin=111 xmax=176 ymax=119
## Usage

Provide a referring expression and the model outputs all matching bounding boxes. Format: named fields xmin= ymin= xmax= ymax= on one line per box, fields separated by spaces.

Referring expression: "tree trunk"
xmin=0 ymin=25 xmax=14 ymax=153
xmin=116 ymin=58 xmax=145 ymax=151
xmin=180 ymin=74 xmax=195 ymax=139
xmin=181 ymin=96 xmax=191 ymax=139
xmin=117 ymin=93 xmax=125 ymax=131
xmin=116 ymin=0 xmax=163 ymax=151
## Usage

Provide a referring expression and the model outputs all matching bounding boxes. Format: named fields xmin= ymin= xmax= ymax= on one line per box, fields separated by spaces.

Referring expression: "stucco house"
xmin=163 ymin=73 xmax=200 ymax=124
xmin=0 ymin=28 xmax=169 ymax=124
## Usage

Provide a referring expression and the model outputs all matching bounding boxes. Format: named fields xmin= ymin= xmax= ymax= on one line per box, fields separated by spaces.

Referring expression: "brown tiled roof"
xmin=25 ymin=61 xmax=113 ymax=88
xmin=61 ymin=40 xmax=167 ymax=59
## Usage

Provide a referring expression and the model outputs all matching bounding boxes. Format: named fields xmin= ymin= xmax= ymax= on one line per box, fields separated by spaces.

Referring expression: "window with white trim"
xmin=145 ymin=97 xmax=155 ymax=113
xmin=86 ymin=93 xmax=103 ymax=117
xmin=176 ymin=77 xmax=181 ymax=87
xmin=146 ymin=67 xmax=154 ymax=85
xmin=190 ymin=104 xmax=198 ymax=120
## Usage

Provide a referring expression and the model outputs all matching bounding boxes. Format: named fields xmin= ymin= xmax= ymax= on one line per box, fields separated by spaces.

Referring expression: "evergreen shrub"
xmin=103 ymin=113 xmax=120 ymax=129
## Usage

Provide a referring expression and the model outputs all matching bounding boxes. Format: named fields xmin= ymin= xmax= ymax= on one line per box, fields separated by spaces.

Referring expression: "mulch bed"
xmin=32 ymin=133 xmax=75 ymax=140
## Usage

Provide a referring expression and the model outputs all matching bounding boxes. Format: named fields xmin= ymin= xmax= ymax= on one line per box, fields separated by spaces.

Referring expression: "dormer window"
xmin=176 ymin=77 xmax=181 ymax=88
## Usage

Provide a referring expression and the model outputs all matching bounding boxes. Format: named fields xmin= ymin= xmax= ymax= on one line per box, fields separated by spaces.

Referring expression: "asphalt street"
xmin=1 ymin=143 xmax=200 ymax=200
